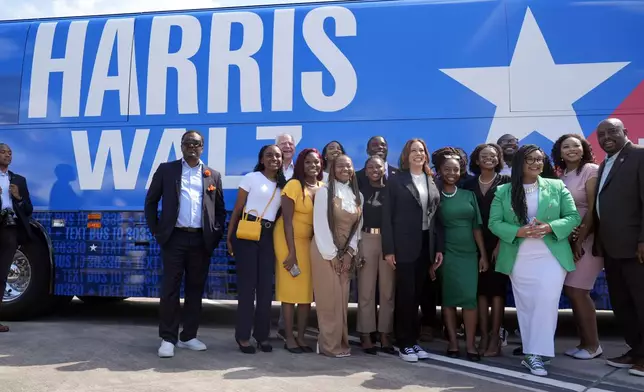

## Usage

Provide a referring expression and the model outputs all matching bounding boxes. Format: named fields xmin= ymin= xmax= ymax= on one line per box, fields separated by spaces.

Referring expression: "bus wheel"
xmin=1 ymin=237 xmax=52 ymax=321
xmin=78 ymin=296 xmax=128 ymax=304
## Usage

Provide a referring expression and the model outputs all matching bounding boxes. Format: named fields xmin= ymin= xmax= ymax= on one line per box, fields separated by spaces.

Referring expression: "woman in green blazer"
xmin=489 ymin=145 xmax=580 ymax=377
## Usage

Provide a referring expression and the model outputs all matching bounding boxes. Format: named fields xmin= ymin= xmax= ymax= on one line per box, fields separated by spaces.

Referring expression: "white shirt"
xmin=500 ymin=163 xmax=512 ymax=176
xmin=0 ymin=169 xmax=13 ymax=212
xmin=239 ymin=172 xmax=282 ymax=221
xmin=313 ymin=181 xmax=364 ymax=260
xmin=411 ymin=172 xmax=429 ymax=230
xmin=322 ymin=171 xmax=329 ymax=183
xmin=176 ymin=159 xmax=203 ymax=228
xmin=596 ymin=143 xmax=627 ymax=219
xmin=283 ymin=160 xmax=295 ymax=180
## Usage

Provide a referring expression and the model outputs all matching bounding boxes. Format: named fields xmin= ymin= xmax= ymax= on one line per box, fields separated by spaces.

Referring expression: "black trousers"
xmin=159 ymin=229 xmax=210 ymax=345
xmin=394 ymin=231 xmax=435 ymax=348
xmin=234 ymin=225 xmax=275 ymax=342
xmin=0 ymin=226 xmax=18 ymax=308
xmin=604 ymin=256 xmax=644 ymax=359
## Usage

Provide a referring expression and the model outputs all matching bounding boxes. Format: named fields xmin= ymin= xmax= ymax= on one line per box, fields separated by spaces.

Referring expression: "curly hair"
xmin=322 ymin=140 xmax=346 ymax=171
xmin=399 ymin=138 xmax=433 ymax=175
xmin=432 ymin=146 xmax=467 ymax=176
xmin=550 ymin=133 xmax=596 ymax=175
xmin=254 ymin=144 xmax=287 ymax=189
xmin=468 ymin=143 xmax=504 ymax=175
xmin=326 ymin=154 xmax=361 ymax=249
xmin=510 ymin=144 xmax=557 ymax=225
xmin=290 ymin=148 xmax=324 ymax=199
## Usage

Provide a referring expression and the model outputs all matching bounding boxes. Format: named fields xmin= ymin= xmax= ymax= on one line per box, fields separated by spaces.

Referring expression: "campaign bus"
xmin=1 ymin=0 xmax=643 ymax=320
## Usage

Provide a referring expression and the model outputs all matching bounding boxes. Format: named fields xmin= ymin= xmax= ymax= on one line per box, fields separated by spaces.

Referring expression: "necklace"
xmin=478 ymin=173 xmax=497 ymax=185
xmin=305 ymin=180 xmax=317 ymax=187
xmin=563 ymin=167 xmax=576 ymax=177
xmin=441 ymin=187 xmax=458 ymax=198
xmin=523 ymin=181 xmax=538 ymax=194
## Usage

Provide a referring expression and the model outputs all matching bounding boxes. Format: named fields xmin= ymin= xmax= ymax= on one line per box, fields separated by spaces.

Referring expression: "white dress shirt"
xmin=283 ymin=160 xmax=295 ymax=180
xmin=176 ymin=159 xmax=204 ymax=228
xmin=0 ymin=169 xmax=13 ymax=212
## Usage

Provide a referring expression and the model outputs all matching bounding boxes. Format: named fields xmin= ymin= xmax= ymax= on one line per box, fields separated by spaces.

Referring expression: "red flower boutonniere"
xmin=207 ymin=184 xmax=216 ymax=193
xmin=204 ymin=169 xmax=211 ymax=178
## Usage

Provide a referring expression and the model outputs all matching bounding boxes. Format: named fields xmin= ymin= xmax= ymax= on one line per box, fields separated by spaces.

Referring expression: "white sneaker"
xmin=412 ymin=344 xmax=430 ymax=360
xmin=177 ymin=338 xmax=207 ymax=351
xmin=399 ymin=347 xmax=419 ymax=362
xmin=573 ymin=346 xmax=603 ymax=360
xmin=522 ymin=355 xmax=548 ymax=376
xmin=564 ymin=347 xmax=580 ymax=357
xmin=158 ymin=340 xmax=175 ymax=358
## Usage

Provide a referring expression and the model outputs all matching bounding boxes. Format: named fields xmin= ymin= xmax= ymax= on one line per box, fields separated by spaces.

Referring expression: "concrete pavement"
xmin=0 ymin=298 xmax=642 ymax=392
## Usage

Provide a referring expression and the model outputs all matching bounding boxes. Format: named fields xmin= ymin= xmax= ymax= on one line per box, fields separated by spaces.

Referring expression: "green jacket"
xmin=488 ymin=177 xmax=581 ymax=276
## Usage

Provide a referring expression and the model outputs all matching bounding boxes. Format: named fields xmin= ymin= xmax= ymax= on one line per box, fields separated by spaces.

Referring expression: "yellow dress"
xmin=274 ymin=180 xmax=317 ymax=304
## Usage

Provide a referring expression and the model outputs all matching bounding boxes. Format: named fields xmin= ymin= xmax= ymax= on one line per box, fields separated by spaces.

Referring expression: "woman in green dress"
xmin=431 ymin=147 xmax=489 ymax=361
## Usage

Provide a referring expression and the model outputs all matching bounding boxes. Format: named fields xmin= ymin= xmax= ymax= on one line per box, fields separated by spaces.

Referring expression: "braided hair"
xmin=550 ymin=133 xmax=596 ymax=175
xmin=326 ymin=154 xmax=362 ymax=249
xmin=510 ymin=144 xmax=556 ymax=225
xmin=254 ymin=144 xmax=287 ymax=189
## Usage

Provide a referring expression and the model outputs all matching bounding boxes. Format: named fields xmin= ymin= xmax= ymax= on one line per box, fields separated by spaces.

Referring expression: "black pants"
xmin=234 ymin=225 xmax=275 ymax=342
xmin=604 ymin=256 xmax=644 ymax=359
xmin=159 ymin=229 xmax=210 ymax=345
xmin=0 ymin=226 xmax=18 ymax=307
xmin=394 ymin=231 xmax=435 ymax=348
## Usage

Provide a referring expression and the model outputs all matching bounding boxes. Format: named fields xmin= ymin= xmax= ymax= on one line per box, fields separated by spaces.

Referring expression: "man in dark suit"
xmin=0 ymin=143 xmax=33 ymax=333
xmin=356 ymin=136 xmax=398 ymax=188
xmin=593 ymin=118 xmax=644 ymax=377
xmin=145 ymin=131 xmax=226 ymax=358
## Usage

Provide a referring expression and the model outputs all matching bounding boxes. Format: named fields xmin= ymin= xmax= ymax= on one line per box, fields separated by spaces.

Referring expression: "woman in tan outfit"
xmin=356 ymin=156 xmax=395 ymax=355
xmin=311 ymin=154 xmax=364 ymax=357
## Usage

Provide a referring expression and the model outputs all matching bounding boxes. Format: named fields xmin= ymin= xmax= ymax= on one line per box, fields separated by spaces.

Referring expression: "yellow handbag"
xmin=236 ymin=184 xmax=279 ymax=241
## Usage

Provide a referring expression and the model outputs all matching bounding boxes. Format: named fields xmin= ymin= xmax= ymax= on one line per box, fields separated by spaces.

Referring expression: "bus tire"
xmin=1 ymin=234 xmax=53 ymax=321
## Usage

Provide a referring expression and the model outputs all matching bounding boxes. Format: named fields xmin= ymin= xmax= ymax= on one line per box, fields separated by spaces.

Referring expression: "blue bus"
xmin=1 ymin=0 xmax=643 ymax=320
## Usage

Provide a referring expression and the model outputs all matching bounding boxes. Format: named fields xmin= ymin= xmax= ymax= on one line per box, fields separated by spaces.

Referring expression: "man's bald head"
xmin=596 ymin=118 xmax=628 ymax=156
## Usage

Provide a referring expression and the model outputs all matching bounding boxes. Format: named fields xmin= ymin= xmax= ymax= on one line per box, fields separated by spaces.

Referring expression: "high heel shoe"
xmin=257 ymin=340 xmax=273 ymax=353
xmin=284 ymin=344 xmax=303 ymax=354
xmin=236 ymin=339 xmax=256 ymax=354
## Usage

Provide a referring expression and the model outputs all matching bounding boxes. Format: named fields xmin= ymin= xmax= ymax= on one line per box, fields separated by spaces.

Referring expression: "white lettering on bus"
xmin=29 ymin=21 xmax=88 ymax=118
xmin=71 ymin=127 xmax=302 ymax=191
xmin=71 ymin=129 xmax=149 ymax=190
xmin=27 ymin=6 xmax=357 ymax=119
xmin=301 ymin=6 xmax=357 ymax=112
xmin=146 ymin=15 xmax=201 ymax=115
xmin=85 ymin=18 xmax=140 ymax=117
xmin=208 ymin=11 xmax=263 ymax=113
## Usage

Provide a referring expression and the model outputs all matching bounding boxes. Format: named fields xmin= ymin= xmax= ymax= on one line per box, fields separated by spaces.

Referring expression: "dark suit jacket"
xmin=381 ymin=170 xmax=444 ymax=264
xmin=145 ymin=160 xmax=226 ymax=254
xmin=1 ymin=171 xmax=34 ymax=241
xmin=356 ymin=163 xmax=398 ymax=188
xmin=593 ymin=142 xmax=644 ymax=259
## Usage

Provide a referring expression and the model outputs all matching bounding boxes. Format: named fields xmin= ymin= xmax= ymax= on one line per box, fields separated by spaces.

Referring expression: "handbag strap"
xmin=257 ymin=183 xmax=279 ymax=220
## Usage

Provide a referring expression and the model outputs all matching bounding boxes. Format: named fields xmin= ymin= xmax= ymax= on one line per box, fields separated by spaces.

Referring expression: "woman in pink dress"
xmin=551 ymin=134 xmax=603 ymax=360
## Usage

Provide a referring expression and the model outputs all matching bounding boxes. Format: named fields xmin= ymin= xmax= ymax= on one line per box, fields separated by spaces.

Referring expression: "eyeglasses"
xmin=524 ymin=157 xmax=544 ymax=165
xmin=182 ymin=141 xmax=203 ymax=148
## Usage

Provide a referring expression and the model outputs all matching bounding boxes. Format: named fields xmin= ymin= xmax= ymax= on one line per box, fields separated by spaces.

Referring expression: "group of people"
xmin=139 ymin=118 xmax=644 ymax=380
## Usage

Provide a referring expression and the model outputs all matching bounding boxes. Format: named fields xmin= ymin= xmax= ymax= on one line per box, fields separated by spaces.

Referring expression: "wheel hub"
xmin=3 ymin=250 xmax=31 ymax=303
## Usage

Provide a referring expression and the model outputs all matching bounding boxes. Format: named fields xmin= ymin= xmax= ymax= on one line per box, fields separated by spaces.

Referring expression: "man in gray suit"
xmin=593 ymin=118 xmax=644 ymax=377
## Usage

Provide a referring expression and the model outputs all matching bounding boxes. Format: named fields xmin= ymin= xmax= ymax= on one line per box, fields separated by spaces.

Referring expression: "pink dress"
xmin=561 ymin=163 xmax=604 ymax=290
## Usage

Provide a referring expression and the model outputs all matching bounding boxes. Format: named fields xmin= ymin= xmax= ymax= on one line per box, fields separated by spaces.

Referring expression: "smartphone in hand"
xmin=289 ymin=264 xmax=301 ymax=277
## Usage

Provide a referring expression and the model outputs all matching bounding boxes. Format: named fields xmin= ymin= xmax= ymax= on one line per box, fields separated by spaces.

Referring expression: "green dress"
xmin=438 ymin=188 xmax=482 ymax=309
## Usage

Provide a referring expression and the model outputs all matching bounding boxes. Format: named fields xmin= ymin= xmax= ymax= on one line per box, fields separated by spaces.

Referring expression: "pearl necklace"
xmin=478 ymin=173 xmax=497 ymax=185
xmin=441 ymin=187 xmax=458 ymax=198
xmin=563 ymin=168 xmax=576 ymax=177
xmin=523 ymin=182 xmax=538 ymax=194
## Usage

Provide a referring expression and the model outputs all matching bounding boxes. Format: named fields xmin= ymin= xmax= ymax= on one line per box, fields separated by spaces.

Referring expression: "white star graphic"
xmin=439 ymin=8 xmax=629 ymax=143
xmin=89 ymin=244 xmax=97 ymax=252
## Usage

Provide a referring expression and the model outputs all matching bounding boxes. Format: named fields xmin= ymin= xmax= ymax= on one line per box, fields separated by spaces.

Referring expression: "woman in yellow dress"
xmin=274 ymin=148 xmax=324 ymax=353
